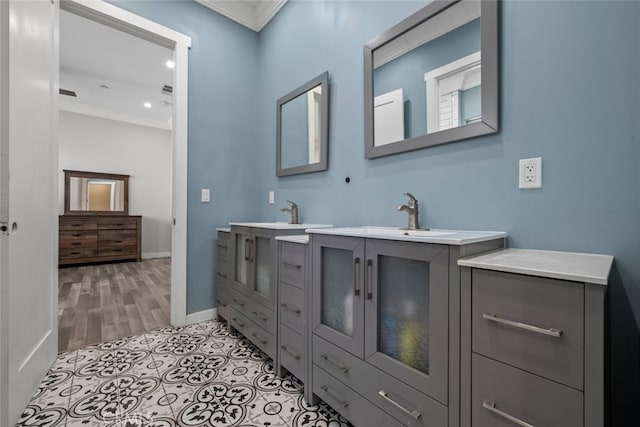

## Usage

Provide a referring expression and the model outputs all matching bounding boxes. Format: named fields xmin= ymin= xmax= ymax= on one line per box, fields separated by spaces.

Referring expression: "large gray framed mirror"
xmin=364 ymin=0 xmax=498 ymax=159
xmin=64 ymin=170 xmax=129 ymax=215
xmin=276 ymin=71 xmax=329 ymax=177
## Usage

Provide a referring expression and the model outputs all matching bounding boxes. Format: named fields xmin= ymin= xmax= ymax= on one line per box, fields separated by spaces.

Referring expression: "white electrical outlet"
xmin=268 ymin=191 xmax=275 ymax=205
xmin=201 ymin=189 xmax=210 ymax=202
xmin=519 ymin=157 xmax=542 ymax=189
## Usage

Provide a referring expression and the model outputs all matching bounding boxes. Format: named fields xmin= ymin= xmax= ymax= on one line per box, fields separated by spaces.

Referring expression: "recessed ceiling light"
xmin=99 ymin=84 xmax=109 ymax=90
xmin=144 ymin=102 xmax=152 ymax=108
xmin=166 ymin=60 xmax=175 ymax=69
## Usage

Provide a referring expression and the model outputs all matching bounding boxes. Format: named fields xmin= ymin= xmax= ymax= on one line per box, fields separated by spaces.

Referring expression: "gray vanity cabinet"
xmin=215 ymin=229 xmax=231 ymax=322
xmin=231 ymin=226 xmax=276 ymax=309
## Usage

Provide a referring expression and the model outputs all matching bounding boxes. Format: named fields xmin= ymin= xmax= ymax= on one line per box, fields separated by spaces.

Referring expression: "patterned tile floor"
xmin=18 ymin=320 xmax=351 ymax=427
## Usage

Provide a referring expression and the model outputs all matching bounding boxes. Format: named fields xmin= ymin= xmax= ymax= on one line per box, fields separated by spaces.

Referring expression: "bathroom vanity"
xmin=307 ymin=227 xmax=506 ymax=427
xmin=215 ymin=228 xmax=231 ymax=322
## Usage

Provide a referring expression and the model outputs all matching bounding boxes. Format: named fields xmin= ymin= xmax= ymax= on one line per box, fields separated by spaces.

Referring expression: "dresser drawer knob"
xmin=483 ymin=399 xmax=534 ymax=427
xmin=378 ymin=390 xmax=421 ymax=420
xmin=482 ymin=313 xmax=562 ymax=338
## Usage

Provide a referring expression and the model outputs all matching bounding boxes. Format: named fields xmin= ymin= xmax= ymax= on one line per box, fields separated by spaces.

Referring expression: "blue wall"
xmin=108 ymin=0 xmax=263 ymax=314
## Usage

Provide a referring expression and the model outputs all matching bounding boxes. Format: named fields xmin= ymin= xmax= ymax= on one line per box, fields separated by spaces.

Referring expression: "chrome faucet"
xmin=396 ymin=192 xmax=420 ymax=230
xmin=280 ymin=200 xmax=299 ymax=225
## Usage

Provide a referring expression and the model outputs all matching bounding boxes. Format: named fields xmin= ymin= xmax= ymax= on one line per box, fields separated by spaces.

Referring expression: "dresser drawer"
xmin=98 ymin=230 xmax=137 ymax=247
xmin=59 ymin=236 xmax=97 ymax=249
xmin=313 ymin=365 xmax=404 ymax=427
xmin=472 ymin=353 xmax=583 ymax=427
xmin=279 ymin=282 xmax=305 ymax=335
xmin=217 ymin=232 xmax=230 ymax=262
xmin=59 ymin=230 xmax=96 ymax=241
xmin=279 ymin=325 xmax=304 ymax=381
xmin=98 ymin=217 xmax=137 ymax=230
xmin=98 ymin=246 xmax=137 ymax=257
xmin=280 ymin=241 xmax=305 ymax=289
xmin=313 ymin=335 xmax=447 ymax=427
xmin=472 ymin=269 xmax=584 ymax=389
xmin=59 ymin=218 xmax=97 ymax=231
xmin=59 ymin=248 xmax=97 ymax=259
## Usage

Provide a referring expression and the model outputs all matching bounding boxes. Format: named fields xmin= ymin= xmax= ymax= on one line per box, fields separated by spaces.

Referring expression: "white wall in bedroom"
xmin=59 ymin=110 xmax=172 ymax=257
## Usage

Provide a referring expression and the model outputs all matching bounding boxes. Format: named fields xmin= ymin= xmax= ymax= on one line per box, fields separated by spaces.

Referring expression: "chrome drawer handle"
xmin=353 ymin=257 xmax=360 ymax=296
xmin=365 ymin=259 xmax=373 ymax=300
xmin=378 ymin=390 xmax=421 ymax=420
xmin=232 ymin=318 xmax=245 ymax=327
xmin=483 ymin=400 xmax=534 ymax=427
xmin=251 ymin=332 xmax=268 ymax=345
xmin=321 ymin=385 xmax=349 ymax=408
xmin=217 ymin=272 xmax=227 ymax=278
xmin=280 ymin=345 xmax=301 ymax=360
xmin=217 ymin=244 xmax=228 ymax=249
xmin=280 ymin=303 xmax=301 ymax=315
xmin=233 ymin=298 xmax=245 ymax=307
xmin=320 ymin=353 xmax=349 ymax=374
xmin=482 ymin=313 xmax=562 ymax=338
xmin=252 ymin=311 xmax=268 ymax=321
xmin=281 ymin=261 xmax=301 ymax=269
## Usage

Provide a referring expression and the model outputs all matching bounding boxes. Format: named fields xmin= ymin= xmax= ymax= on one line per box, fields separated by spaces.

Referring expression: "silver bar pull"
xmin=217 ymin=272 xmax=227 ymax=278
xmin=233 ymin=298 xmax=245 ymax=307
xmin=252 ymin=311 xmax=268 ymax=322
xmin=232 ymin=318 xmax=245 ymax=328
xmin=378 ymin=390 xmax=421 ymax=420
xmin=281 ymin=260 xmax=301 ymax=269
xmin=251 ymin=333 xmax=268 ymax=345
xmin=353 ymin=257 xmax=361 ymax=296
xmin=482 ymin=313 xmax=562 ymax=338
xmin=321 ymin=354 xmax=349 ymax=374
xmin=280 ymin=303 xmax=301 ymax=315
xmin=321 ymin=385 xmax=349 ymax=408
xmin=483 ymin=400 xmax=534 ymax=427
xmin=280 ymin=345 xmax=301 ymax=360
xmin=365 ymin=259 xmax=373 ymax=300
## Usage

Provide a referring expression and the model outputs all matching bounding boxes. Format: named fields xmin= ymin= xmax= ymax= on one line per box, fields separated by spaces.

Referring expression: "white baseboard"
xmin=185 ymin=308 xmax=218 ymax=325
xmin=142 ymin=251 xmax=171 ymax=259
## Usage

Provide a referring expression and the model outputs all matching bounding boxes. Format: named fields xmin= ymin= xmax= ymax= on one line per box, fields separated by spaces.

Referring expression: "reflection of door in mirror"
xmin=88 ymin=182 xmax=112 ymax=211
xmin=307 ymin=87 xmax=322 ymax=164
xmin=281 ymin=85 xmax=323 ymax=169
xmin=374 ymin=88 xmax=405 ymax=146
xmin=69 ymin=176 xmax=125 ymax=212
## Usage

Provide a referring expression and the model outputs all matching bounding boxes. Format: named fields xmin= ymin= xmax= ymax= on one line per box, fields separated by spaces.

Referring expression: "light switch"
xmin=268 ymin=191 xmax=275 ymax=205
xmin=201 ymin=189 xmax=210 ymax=202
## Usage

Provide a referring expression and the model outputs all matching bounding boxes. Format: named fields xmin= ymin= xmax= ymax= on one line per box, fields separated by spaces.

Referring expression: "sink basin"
xmin=336 ymin=227 xmax=453 ymax=237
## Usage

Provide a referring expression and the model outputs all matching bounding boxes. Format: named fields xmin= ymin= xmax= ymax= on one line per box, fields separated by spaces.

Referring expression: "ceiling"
xmin=195 ymin=0 xmax=288 ymax=32
xmin=60 ymin=10 xmax=174 ymax=130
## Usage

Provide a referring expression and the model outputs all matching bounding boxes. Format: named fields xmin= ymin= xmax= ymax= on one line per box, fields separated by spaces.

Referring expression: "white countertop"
xmin=305 ymin=226 xmax=506 ymax=245
xmin=229 ymin=222 xmax=332 ymax=230
xmin=216 ymin=227 xmax=231 ymax=233
xmin=458 ymin=248 xmax=614 ymax=286
xmin=275 ymin=235 xmax=309 ymax=244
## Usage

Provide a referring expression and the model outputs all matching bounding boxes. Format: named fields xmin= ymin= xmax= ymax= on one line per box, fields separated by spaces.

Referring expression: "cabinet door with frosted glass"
xmin=231 ymin=226 xmax=252 ymax=296
xmin=250 ymin=227 xmax=276 ymax=309
xmin=311 ymin=235 xmax=365 ymax=358
xmin=364 ymin=239 xmax=449 ymax=404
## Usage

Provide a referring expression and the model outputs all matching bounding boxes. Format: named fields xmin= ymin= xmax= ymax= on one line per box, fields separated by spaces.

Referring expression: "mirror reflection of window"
xmin=281 ymin=85 xmax=322 ymax=169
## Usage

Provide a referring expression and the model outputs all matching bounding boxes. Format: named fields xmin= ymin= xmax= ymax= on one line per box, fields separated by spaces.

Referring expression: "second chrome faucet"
xmin=280 ymin=200 xmax=299 ymax=224
xmin=397 ymin=192 xmax=420 ymax=230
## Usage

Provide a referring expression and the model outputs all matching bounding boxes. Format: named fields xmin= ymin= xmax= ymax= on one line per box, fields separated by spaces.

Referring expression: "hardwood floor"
xmin=57 ymin=257 xmax=171 ymax=353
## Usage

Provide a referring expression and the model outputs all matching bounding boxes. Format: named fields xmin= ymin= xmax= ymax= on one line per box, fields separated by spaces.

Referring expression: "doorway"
xmin=58 ymin=0 xmax=190 ymax=350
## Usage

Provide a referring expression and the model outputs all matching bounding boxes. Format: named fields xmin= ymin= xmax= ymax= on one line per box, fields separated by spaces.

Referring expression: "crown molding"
xmin=195 ymin=0 xmax=287 ymax=32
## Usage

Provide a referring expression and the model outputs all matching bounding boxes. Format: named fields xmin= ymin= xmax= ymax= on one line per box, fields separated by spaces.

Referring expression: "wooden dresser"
xmin=59 ymin=215 xmax=142 ymax=266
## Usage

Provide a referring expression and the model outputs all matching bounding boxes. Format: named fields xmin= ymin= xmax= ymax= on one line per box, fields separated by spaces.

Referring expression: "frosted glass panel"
xmin=255 ymin=237 xmax=271 ymax=297
xmin=235 ymin=235 xmax=247 ymax=285
xmin=321 ymin=247 xmax=354 ymax=337
xmin=378 ymin=255 xmax=430 ymax=374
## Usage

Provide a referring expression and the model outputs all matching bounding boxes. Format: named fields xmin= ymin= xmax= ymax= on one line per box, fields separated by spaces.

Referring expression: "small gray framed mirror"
xmin=364 ymin=0 xmax=498 ymax=159
xmin=276 ymin=71 xmax=329 ymax=177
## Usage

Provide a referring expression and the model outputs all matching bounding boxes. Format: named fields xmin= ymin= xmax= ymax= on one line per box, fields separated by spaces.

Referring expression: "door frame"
xmin=61 ymin=0 xmax=191 ymax=326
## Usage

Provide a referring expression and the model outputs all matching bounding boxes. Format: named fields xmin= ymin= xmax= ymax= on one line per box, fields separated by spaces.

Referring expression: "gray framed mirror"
xmin=364 ymin=0 xmax=498 ymax=159
xmin=64 ymin=170 xmax=129 ymax=215
xmin=276 ymin=71 xmax=329 ymax=177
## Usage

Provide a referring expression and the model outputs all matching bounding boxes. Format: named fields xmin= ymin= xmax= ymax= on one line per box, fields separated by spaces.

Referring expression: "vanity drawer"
xmin=246 ymin=303 xmax=275 ymax=333
xmin=230 ymin=309 xmax=275 ymax=360
xmin=217 ymin=232 xmax=230 ymax=262
xmin=472 ymin=353 xmax=583 ymax=427
xmin=279 ymin=282 xmax=305 ymax=335
xmin=313 ymin=335 xmax=446 ymax=427
xmin=59 ymin=247 xmax=97 ymax=259
xmin=98 ymin=217 xmax=137 ymax=230
xmin=59 ymin=230 xmax=96 ymax=241
xmin=313 ymin=365 xmax=404 ymax=427
xmin=231 ymin=292 xmax=251 ymax=315
xmin=472 ymin=269 xmax=584 ymax=389
xmin=280 ymin=241 xmax=305 ymax=289
xmin=59 ymin=219 xmax=97 ymax=231
xmin=215 ymin=260 xmax=229 ymax=291
xmin=216 ymin=288 xmax=231 ymax=322
xmin=99 ymin=246 xmax=137 ymax=257
xmin=279 ymin=325 xmax=304 ymax=381
xmin=98 ymin=230 xmax=137 ymax=247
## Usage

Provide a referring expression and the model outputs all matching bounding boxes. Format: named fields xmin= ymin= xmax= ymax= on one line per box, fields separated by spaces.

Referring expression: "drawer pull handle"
xmin=320 ymin=353 xmax=349 ymax=374
xmin=232 ymin=318 xmax=245 ymax=327
xmin=217 ymin=272 xmax=227 ymax=278
xmin=251 ymin=332 xmax=268 ymax=345
xmin=483 ymin=400 xmax=534 ymax=427
xmin=72 ymin=242 xmax=81 ymax=246
xmin=280 ymin=303 xmax=301 ymax=315
xmin=217 ymin=244 xmax=228 ymax=249
xmin=378 ymin=390 xmax=421 ymax=420
xmin=244 ymin=238 xmax=250 ymax=261
xmin=320 ymin=385 xmax=349 ymax=408
xmin=71 ymin=224 xmax=82 ymax=227
xmin=280 ymin=345 xmax=301 ymax=360
xmin=71 ymin=233 xmax=81 ymax=237
xmin=216 ymin=299 xmax=224 ymax=305
xmin=71 ymin=252 xmax=81 ymax=255
xmin=482 ymin=313 xmax=562 ymax=338
xmin=252 ymin=311 xmax=268 ymax=321
xmin=281 ymin=261 xmax=302 ymax=269
xmin=365 ymin=259 xmax=373 ymax=300
xmin=233 ymin=298 xmax=245 ymax=307
xmin=353 ymin=257 xmax=360 ymax=296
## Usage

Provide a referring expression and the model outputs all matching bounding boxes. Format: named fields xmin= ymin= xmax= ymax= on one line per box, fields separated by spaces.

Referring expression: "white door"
xmin=0 ymin=0 xmax=59 ymax=425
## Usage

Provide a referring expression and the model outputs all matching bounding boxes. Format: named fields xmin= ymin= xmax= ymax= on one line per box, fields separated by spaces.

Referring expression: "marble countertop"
xmin=458 ymin=248 xmax=613 ymax=285
xmin=229 ymin=222 xmax=332 ymax=230
xmin=305 ymin=226 xmax=506 ymax=245
xmin=275 ymin=235 xmax=310 ymax=244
